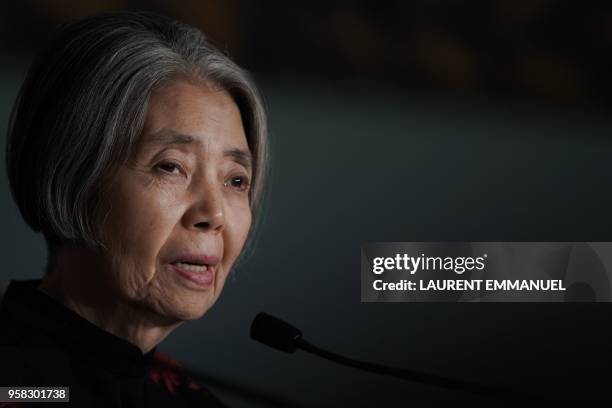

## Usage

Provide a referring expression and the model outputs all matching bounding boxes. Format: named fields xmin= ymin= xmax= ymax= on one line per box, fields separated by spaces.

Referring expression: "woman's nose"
xmin=184 ymin=182 xmax=225 ymax=232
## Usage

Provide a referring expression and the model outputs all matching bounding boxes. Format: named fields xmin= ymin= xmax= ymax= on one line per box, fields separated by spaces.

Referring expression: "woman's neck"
xmin=38 ymin=245 xmax=182 ymax=354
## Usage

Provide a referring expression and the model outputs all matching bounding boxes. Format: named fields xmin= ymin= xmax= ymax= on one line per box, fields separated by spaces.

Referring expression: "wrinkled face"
xmin=100 ymin=80 xmax=252 ymax=322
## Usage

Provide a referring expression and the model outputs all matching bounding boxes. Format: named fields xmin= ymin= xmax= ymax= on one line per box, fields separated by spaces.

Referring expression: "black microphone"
xmin=250 ymin=312 xmax=544 ymax=402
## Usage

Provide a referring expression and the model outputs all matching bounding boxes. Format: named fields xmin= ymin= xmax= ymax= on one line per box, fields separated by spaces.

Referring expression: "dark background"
xmin=1 ymin=0 xmax=612 ymax=405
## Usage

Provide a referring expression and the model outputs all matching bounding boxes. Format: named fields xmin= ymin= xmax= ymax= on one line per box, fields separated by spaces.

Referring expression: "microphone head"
xmin=250 ymin=312 xmax=303 ymax=353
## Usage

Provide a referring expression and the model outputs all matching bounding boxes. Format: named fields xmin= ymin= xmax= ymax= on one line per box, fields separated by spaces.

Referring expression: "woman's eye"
xmin=156 ymin=162 xmax=181 ymax=175
xmin=226 ymin=175 xmax=250 ymax=191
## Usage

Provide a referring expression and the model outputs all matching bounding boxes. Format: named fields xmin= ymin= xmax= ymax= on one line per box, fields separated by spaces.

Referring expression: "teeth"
xmin=174 ymin=262 xmax=208 ymax=272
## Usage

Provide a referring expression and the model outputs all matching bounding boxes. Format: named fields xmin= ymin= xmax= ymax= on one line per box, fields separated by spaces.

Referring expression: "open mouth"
xmin=169 ymin=254 xmax=219 ymax=287
xmin=170 ymin=262 xmax=214 ymax=287
xmin=171 ymin=261 xmax=209 ymax=273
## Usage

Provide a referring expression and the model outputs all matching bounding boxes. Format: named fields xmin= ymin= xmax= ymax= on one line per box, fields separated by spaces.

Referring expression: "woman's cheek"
xmin=226 ymin=200 xmax=252 ymax=262
xmin=114 ymin=178 xmax=184 ymax=279
xmin=136 ymin=189 xmax=184 ymax=253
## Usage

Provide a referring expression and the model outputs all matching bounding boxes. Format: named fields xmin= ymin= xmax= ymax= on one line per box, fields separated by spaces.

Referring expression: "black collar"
xmin=0 ymin=279 xmax=157 ymax=378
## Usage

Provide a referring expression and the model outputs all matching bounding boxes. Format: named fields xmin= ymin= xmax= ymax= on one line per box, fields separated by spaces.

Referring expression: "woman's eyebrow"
xmin=225 ymin=148 xmax=252 ymax=171
xmin=146 ymin=129 xmax=197 ymax=146
xmin=146 ymin=129 xmax=252 ymax=169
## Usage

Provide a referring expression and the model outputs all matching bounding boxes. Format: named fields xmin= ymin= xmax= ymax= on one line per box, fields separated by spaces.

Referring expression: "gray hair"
xmin=5 ymin=11 xmax=268 ymax=253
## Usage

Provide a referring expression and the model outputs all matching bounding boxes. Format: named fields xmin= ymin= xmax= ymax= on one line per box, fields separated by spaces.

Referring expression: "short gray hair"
xmin=6 ymin=11 xmax=268 ymax=251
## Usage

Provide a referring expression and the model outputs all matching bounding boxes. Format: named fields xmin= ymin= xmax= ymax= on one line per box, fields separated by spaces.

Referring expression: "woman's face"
xmin=100 ymin=80 xmax=252 ymax=322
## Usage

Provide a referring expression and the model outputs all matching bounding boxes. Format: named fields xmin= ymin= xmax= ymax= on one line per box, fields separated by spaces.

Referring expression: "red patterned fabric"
xmin=150 ymin=352 xmax=210 ymax=398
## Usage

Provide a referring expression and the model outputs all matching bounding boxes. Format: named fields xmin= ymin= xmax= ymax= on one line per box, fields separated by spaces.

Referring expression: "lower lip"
xmin=170 ymin=264 xmax=214 ymax=287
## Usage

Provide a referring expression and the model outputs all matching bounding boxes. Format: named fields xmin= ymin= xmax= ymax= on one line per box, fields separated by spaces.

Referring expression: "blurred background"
xmin=2 ymin=0 xmax=612 ymax=405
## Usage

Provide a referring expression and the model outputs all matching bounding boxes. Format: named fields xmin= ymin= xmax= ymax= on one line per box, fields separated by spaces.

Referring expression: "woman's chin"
xmin=162 ymin=297 xmax=216 ymax=322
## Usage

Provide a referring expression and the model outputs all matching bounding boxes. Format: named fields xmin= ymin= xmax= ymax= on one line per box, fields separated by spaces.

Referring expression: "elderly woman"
xmin=0 ymin=11 xmax=267 ymax=407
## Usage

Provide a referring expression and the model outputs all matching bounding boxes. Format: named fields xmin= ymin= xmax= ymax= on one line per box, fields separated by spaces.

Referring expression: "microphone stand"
xmin=251 ymin=312 xmax=547 ymax=402
xmin=296 ymin=338 xmax=542 ymax=402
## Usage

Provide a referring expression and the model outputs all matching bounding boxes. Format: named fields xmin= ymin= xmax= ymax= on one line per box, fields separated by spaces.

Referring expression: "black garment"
xmin=0 ymin=280 xmax=225 ymax=407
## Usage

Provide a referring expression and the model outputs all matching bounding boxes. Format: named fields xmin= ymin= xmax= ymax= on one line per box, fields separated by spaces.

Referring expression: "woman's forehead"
xmin=141 ymin=81 xmax=248 ymax=151
xmin=149 ymin=79 xmax=238 ymax=116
